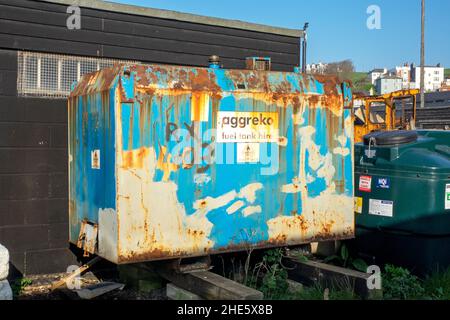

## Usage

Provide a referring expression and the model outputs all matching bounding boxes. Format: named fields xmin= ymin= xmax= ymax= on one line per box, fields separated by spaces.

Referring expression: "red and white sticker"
xmin=359 ymin=175 xmax=372 ymax=192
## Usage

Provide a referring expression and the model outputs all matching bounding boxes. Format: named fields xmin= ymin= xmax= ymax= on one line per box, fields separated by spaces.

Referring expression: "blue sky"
xmin=109 ymin=0 xmax=449 ymax=71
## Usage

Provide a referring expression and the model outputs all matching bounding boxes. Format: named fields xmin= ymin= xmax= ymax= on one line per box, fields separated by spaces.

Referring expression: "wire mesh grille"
xmin=17 ymin=51 xmax=138 ymax=98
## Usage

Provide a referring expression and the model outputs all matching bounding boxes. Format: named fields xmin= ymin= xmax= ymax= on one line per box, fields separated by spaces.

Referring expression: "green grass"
xmin=350 ymin=71 xmax=373 ymax=93
xmin=381 ymin=265 xmax=450 ymax=300
xmin=423 ymin=268 xmax=450 ymax=300
xmin=382 ymin=264 xmax=424 ymax=300
xmin=351 ymin=71 xmax=369 ymax=83
xmin=293 ymin=282 xmax=360 ymax=300
xmin=230 ymin=248 xmax=450 ymax=301
xmin=11 ymin=278 xmax=33 ymax=297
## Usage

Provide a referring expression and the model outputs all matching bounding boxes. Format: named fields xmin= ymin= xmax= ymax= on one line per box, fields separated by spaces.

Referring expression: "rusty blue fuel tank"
xmin=68 ymin=62 xmax=354 ymax=264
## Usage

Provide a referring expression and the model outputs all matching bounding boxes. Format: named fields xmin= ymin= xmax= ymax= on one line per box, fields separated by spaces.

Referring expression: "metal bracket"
xmin=163 ymin=255 xmax=212 ymax=274
xmin=77 ymin=220 xmax=98 ymax=257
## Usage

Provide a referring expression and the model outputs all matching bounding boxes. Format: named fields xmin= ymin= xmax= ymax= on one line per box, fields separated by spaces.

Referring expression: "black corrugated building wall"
xmin=0 ymin=0 xmax=304 ymax=275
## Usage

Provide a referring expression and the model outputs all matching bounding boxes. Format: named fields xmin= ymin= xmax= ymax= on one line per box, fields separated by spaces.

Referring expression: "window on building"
xmin=17 ymin=51 xmax=138 ymax=98
xmin=369 ymin=102 xmax=386 ymax=125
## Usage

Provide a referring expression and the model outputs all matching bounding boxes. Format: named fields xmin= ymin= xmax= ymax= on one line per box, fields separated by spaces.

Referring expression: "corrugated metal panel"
xmin=68 ymin=63 xmax=354 ymax=264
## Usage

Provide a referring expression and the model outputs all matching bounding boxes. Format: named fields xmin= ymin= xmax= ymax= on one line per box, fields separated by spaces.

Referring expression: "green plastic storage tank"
xmin=354 ymin=130 xmax=450 ymax=275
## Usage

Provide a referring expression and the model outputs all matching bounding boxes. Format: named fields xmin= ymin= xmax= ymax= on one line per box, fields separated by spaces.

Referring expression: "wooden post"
xmin=157 ymin=269 xmax=263 ymax=300
xmin=285 ymin=258 xmax=382 ymax=300
xmin=420 ymin=0 xmax=425 ymax=109
xmin=51 ymin=256 xmax=101 ymax=291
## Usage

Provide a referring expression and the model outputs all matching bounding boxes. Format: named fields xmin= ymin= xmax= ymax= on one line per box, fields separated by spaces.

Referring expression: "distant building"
xmin=368 ymin=68 xmax=387 ymax=85
xmin=440 ymin=78 xmax=450 ymax=92
xmin=375 ymin=75 xmax=402 ymax=94
xmin=391 ymin=64 xmax=413 ymax=89
xmin=410 ymin=64 xmax=445 ymax=92
xmin=306 ymin=62 xmax=328 ymax=74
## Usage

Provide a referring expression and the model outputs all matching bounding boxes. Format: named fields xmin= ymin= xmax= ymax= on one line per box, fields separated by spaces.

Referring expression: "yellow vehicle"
xmin=353 ymin=89 xmax=419 ymax=143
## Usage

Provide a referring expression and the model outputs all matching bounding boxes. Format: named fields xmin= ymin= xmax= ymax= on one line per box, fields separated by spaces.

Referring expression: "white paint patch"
xmin=118 ymin=162 xmax=215 ymax=256
xmin=193 ymin=173 xmax=211 ymax=185
xmin=282 ymin=176 xmax=303 ymax=194
xmin=333 ymin=147 xmax=350 ymax=156
xmin=292 ymin=112 xmax=305 ymax=125
xmin=336 ymin=133 xmax=347 ymax=147
xmin=194 ymin=191 xmax=237 ymax=211
xmin=98 ymin=208 xmax=118 ymax=263
xmin=317 ymin=153 xmax=336 ymax=188
xmin=267 ymin=194 xmax=353 ymax=242
xmin=238 ymin=183 xmax=263 ymax=203
xmin=281 ymin=182 xmax=301 ymax=194
xmin=242 ymin=205 xmax=262 ymax=217
xmin=227 ymin=200 xmax=245 ymax=214
xmin=298 ymin=126 xmax=322 ymax=171
xmin=298 ymin=125 xmax=316 ymax=138
xmin=344 ymin=115 xmax=353 ymax=139
xmin=282 ymin=126 xmax=337 ymax=195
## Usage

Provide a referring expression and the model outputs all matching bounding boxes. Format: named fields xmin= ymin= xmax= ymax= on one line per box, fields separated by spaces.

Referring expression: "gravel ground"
xmin=15 ymin=272 xmax=166 ymax=300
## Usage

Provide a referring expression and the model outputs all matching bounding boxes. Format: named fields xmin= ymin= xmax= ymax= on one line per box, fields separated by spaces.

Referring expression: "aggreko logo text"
xmin=221 ymin=113 xmax=275 ymax=128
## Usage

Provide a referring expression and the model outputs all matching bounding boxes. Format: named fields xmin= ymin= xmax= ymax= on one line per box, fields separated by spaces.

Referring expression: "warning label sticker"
xmin=216 ymin=111 xmax=279 ymax=143
xmin=237 ymin=143 xmax=260 ymax=163
xmin=369 ymin=199 xmax=393 ymax=217
xmin=446 ymin=184 xmax=450 ymax=210
xmin=354 ymin=197 xmax=363 ymax=214
xmin=359 ymin=175 xmax=372 ymax=192
xmin=91 ymin=150 xmax=100 ymax=169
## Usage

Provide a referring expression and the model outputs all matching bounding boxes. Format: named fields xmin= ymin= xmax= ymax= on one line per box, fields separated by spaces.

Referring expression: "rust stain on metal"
xmin=156 ymin=145 xmax=179 ymax=181
xmin=121 ymin=147 xmax=151 ymax=169
xmin=191 ymin=92 xmax=210 ymax=121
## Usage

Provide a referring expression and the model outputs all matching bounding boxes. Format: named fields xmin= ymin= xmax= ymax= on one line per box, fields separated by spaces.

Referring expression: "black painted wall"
xmin=0 ymin=0 xmax=300 ymax=71
xmin=0 ymin=49 xmax=77 ymax=276
xmin=0 ymin=0 xmax=301 ymax=275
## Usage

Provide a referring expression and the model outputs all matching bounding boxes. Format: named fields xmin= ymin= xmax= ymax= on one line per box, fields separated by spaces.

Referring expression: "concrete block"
xmin=0 ymin=280 xmax=12 ymax=300
xmin=166 ymin=283 xmax=203 ymax=300
xmin=0 ymin=244 xmax=9 ymax=280
xmin=286 ymin=279 xmax=304 ymax=294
